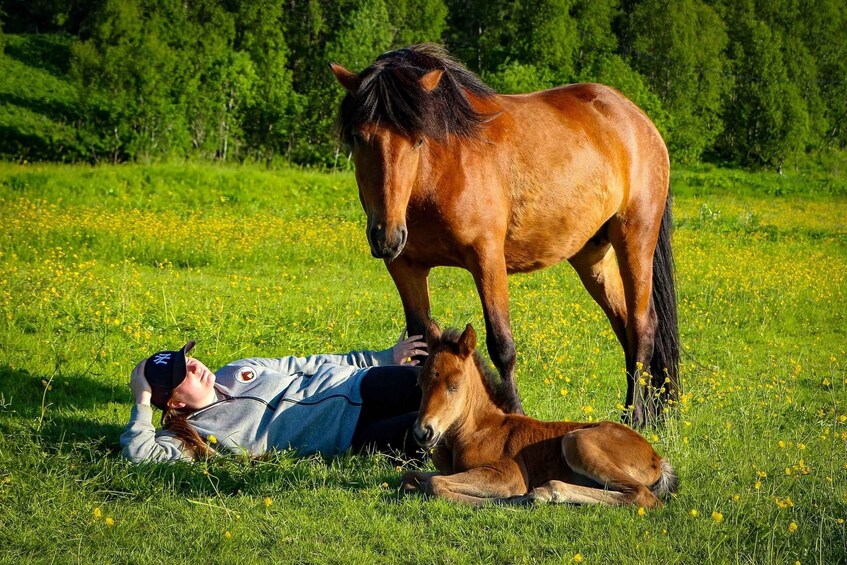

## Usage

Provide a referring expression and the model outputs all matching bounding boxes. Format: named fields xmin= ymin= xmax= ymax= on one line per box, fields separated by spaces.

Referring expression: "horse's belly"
xmin=503 ymin=211 xmax=609 ymax=273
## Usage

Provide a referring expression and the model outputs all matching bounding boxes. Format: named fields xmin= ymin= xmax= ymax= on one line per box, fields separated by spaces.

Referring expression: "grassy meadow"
xmin=0 ymin=162 xmax=845 ymax=563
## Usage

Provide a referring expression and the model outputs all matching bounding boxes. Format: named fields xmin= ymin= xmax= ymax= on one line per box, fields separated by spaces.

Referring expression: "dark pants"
xmin=350 ymin=366 xmax=422 ymax=460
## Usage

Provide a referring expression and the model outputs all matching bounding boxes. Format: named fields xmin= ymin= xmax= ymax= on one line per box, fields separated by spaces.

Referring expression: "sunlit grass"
xmin=0 ymin=162 xmax=845 ymax=563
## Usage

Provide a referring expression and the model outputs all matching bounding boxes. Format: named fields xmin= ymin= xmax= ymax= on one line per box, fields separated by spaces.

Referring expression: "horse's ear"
xmin=329 ymin=63 xmax=362 ymax=93
xmin=458 ymin=324 xmax=477 ymax=357
xmin=426 ymin=320 xmax=442 ymax=350
xmin=419 ymin=69 xmax=444 ymax=93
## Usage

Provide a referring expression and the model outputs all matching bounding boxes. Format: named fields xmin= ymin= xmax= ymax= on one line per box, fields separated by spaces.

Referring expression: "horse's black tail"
xmin=651 ymin=192 xmax=680 ymax=402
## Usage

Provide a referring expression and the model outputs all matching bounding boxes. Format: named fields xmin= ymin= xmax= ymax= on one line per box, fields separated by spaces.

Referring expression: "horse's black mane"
xmin=439 ymin=328 xmax=513 ymax=412
xmin=337 ymin=43 xmax=495 ymax=146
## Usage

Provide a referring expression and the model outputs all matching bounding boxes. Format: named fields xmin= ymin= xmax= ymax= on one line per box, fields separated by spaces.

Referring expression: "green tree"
xmin=388 ymin=0 xmax=448 ymax=45
xmin=513 ymin=0 xmax=580 ymax=82
xmin=235 ymin=0 xmax=298 ymax=163
xmin=0 ymin=6 xmax=6 ymax=54
xmin=71 ymin=0 xmax=189 ymax=162
xmin=628 ymin=0 xmax=730 ymax=163
xmin=799 ymin=0 xmax=847 ymax=149
xmin=572 ymin=0 xmax=619 ymax=72
xmin=720 ymin=10 xmax=808 ymax=170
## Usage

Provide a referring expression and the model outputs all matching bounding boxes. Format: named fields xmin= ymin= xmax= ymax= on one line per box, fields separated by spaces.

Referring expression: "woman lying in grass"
xmin=121 ymin=331 xmax=427 ymax=462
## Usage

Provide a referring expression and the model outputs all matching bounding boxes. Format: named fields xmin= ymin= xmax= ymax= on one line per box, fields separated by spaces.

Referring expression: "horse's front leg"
xmin=468 ymin=246 xmax=523 ymax=414
xmin=426 ymin=465 xmax=527 ymax=506
xmin=385 ymin=257 xmax=431 ymax=364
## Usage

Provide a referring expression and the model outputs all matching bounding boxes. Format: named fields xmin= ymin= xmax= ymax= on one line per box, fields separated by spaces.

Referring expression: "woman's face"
xmin=168 ymin=358 xmax=217 ymax=410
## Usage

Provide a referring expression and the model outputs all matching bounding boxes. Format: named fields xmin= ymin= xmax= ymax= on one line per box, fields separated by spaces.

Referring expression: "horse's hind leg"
xmin=569 ymin=241 xmax=629 ymax=357
xmin=528 ymin=480 xmax=627 ymax=505
xmin=561 ymin=424 xmax=663 ymax=508
xmin=608 ymin=206 xmax=665 ymax=427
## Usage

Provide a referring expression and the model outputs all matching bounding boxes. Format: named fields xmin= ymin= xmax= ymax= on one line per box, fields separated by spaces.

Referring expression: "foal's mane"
xmin=439 ymin=328 xmax=513 ymax=413
xmin=338 ymin=43 xmax=495 ymax=147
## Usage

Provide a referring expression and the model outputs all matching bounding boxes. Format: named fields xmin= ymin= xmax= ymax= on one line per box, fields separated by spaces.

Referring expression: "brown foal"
xmin=401 ymin=324 xmax=678 ymax=507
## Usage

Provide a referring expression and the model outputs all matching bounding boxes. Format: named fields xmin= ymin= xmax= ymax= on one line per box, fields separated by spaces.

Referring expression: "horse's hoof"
xmin=530 ymin=487 xmax=552 ymax=504
xmin=400 ymin=472 xmax=424 ymax=493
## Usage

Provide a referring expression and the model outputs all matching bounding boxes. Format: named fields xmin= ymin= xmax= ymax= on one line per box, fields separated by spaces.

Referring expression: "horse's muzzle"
xmin=413 ymin=423 xmax=439 ymax=449
xmin=368 ymin=223 xmax=407 ymax=260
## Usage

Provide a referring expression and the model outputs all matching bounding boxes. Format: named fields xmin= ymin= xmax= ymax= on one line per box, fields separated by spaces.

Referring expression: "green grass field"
xmin=0 ymin=163 xmax=845 ymax=563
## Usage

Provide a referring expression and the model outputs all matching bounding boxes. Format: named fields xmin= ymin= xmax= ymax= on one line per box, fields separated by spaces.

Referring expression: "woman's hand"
xmin=392 ymin=329 xmax=428 ymax=365
xmin=130 ymin=358 xmax=153 ymax=406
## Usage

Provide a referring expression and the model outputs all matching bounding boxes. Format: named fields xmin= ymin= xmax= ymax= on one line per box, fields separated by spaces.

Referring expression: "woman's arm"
xmin=120 ymin=360 xmax=192 ymax=463
xmin=248 ymin=331 xmax=427 ymax=374
xmin=120 ymin=404 xmax=192 ymax=463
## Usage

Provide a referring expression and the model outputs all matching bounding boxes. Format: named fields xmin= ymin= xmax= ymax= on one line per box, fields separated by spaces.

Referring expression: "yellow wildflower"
xmin=712 ymin=511 xmax=723 ymax=523
xmin=207 ymin=434 xmax=218 ymax=444
xmin=788 ymin=522 xmax=798 ymax=533
xmin=104 ymin=517 xmax=114 ymax=527
xmin=263 ymin=497 xmax=272 ymax=508
xmin=573 ymin=554 xmax=583 ymax=563
xmin=93 ymin=507 xmax=102 ymax=520
xmin=690 ymin=509 xmax=699 ymax=517
xmin=637 ymin=507 xmax=646 ymax=516
xmin=224 ymin=531 xmax=232 ymax=539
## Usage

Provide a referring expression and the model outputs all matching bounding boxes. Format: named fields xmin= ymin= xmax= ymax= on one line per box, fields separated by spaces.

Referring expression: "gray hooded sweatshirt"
xmin=120 ymin=347 xmax=396 ymax=462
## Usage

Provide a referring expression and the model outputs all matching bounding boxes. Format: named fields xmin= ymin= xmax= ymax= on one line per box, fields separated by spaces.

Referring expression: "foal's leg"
xmin=424 ymin=465 xmax=526 ymax=506
xmin=468 ymin=245 xmax=523 ymax=414
xmin=527 ymin=480 xmax=627 ymax=505
xmin=385 ymin=258 xmax=432 ymax=363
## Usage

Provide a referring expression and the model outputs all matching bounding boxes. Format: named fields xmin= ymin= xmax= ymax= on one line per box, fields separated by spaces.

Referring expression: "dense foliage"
xmin=1 ymin=0 xmax=845 ymax=169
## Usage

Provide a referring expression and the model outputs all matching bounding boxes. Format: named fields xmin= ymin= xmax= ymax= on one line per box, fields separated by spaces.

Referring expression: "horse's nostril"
xmin=413 ymin=424 xmax=435 ymax=446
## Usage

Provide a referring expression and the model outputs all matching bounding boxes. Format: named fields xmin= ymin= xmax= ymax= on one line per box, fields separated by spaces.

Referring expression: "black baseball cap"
xmin=145 ymin=341 xmax=196 ymax=409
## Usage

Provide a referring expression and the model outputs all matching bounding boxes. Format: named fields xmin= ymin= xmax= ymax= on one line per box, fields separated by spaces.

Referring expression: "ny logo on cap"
xmin=152 ymin=353 xmax=172 ymax=365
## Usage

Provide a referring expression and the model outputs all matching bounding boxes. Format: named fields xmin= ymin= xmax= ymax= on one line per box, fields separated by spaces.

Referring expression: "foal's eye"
xmin=447 ymin=384 xmax=458 ymax=393
xmin=413 ymin=138 xmax=424 ymax=149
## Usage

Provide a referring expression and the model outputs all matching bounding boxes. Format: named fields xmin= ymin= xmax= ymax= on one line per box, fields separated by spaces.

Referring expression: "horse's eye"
xmin=447 ymin=384 xmax=458 ymax=393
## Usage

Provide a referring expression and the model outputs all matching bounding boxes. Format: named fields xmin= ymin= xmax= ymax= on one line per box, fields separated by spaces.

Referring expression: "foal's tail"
xmin=651 ymin=192 xmax=680 ymax=402
xmin=650 ymin=458 xmax=679 ymax=499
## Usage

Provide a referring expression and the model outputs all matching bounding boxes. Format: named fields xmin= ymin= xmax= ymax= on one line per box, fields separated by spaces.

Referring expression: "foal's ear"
xmin=426 ymin=320 xmax=442 ymax=350
xmin=419 ymin=69 xmax=444 ymax=93
xmin=458 ymin=324 xmax=477 ymax=357
xmin=329 ymin=63 xmax=362 ymax=93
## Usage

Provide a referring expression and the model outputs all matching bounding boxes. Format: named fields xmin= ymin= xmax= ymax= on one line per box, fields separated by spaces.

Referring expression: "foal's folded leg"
xmin=529 ymin=480 xmax=627 ymax=505
xmin=426 ymin=465 xmax=524 ymax=506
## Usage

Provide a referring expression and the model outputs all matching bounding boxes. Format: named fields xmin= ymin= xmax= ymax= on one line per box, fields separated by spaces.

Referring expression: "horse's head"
xmin=331 ymin=62 xmax=443 ymax=260
xmin=413 ymin=322 xmax=480 ymax=449
xmin=331 ymin=45 xmax=495 ymax=260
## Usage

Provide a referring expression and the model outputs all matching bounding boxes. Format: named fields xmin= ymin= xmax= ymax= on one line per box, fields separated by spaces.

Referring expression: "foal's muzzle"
xmin=367 ymin=222 xmax=407 ymax=260
xmin=413 ymin=422 xmax=439 ymax=449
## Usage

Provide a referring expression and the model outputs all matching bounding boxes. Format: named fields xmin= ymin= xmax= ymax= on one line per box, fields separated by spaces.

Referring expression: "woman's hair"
xmin=161 ymin=407 xmax=215 ymax=460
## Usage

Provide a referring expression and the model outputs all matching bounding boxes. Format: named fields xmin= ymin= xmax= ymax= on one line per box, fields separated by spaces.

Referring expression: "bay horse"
xmin=331 ymin=44 xmax=679 ymax=425
xmin=400 ymin=324 xmax=678 ymax=506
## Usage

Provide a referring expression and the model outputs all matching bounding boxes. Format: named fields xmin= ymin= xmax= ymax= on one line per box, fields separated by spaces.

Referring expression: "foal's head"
xmin=330 ymin=44 xmax=494 ymax=260
xmin=413 ymin=323 xmax=502 ymax=449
